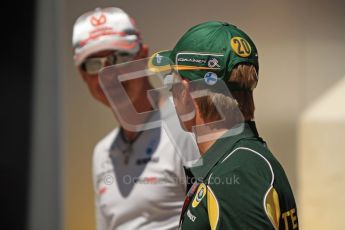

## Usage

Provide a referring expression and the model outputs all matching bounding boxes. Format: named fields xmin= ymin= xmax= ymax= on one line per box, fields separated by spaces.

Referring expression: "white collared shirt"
xmin=93 ymin=99 xmax=199 ymax=230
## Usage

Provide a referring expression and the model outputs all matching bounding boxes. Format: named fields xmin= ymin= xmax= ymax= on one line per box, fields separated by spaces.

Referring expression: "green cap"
xmin=149 ymin=21 xmax=258 ymax=90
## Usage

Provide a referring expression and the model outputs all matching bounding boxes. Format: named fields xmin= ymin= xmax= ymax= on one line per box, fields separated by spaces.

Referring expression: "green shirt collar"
xmin=190 ymin=121 xmax=259 ymax=181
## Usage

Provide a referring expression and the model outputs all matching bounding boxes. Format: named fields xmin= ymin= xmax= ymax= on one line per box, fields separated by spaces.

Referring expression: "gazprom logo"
xmin=204 ymin=72 xmax=218 ymax=85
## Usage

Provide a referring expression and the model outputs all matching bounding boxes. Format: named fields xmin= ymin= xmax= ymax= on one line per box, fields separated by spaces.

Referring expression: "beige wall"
xmin=299 ymin=76 xmax=345 ymax=229
xmin=62 ymin=0 xmax=345 ymax=229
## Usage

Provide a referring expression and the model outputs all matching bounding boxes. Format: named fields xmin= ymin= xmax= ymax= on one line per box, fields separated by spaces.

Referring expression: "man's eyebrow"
xmin=88 ymin=51 xmax=115 ymax=58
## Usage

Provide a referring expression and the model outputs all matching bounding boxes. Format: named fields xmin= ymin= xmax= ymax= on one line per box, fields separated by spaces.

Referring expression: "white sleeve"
xmin=94 ymin=197 xmax=107 ymax=230
xmin=93 ymin=148 xmax=108 ymax=230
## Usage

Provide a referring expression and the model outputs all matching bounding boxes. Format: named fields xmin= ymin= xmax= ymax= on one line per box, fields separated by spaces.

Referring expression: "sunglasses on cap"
xmin=81 ymin=51 xmax=136 ymax=75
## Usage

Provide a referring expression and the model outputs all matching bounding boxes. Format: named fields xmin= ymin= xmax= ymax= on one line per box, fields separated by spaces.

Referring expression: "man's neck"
xmin=196 ymin=121 xmax=255 ymax=156
xmin=122 ymin=129 xmax=141 ymax=142
xmin=196 ymin=129 xmax=228 ymax=155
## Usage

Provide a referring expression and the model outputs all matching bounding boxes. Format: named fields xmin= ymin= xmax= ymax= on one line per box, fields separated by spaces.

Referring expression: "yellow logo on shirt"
xmin=192 ymin=183 xmax=206 ymax=208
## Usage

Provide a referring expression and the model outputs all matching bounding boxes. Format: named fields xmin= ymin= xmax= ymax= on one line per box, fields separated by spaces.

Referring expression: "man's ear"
xmin=138 ymin=44 xmax=149 ymax=58
xmin=181 ymin=79 xmax=190 ymax=96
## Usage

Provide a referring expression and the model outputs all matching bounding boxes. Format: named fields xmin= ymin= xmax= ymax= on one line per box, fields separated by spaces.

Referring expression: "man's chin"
xmin=96 ymin=98 xmax=111 ymax=107
xmin=94 ymin=92 xmax=111 ymax=107
xmin=179 ymin=119 xmax=194 ymax=133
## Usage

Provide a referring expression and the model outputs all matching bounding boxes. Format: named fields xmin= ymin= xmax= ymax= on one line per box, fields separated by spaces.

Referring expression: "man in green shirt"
xmin=150 ymin=21 xmax=298 ymax=229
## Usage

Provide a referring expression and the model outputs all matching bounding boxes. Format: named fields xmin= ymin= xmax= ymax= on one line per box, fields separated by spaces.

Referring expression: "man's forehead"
xmin=87 ymin=49 xmax=115 ymax=58
xmin=171 ymin=70 xmax=190 ymax=82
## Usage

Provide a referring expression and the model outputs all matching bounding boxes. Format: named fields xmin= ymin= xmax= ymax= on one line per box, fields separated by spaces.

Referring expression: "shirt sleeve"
xmin=92 ymin=148 xmax=108 ymax=230
xmin=206 ymin=148 xmax=276 ymax=230
xmin=94 ymin=196 xmax=108 ymax=230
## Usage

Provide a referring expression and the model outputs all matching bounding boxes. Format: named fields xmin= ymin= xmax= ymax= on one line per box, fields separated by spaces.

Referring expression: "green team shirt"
xmin=180 ymin=122 xmax=298 ymax=230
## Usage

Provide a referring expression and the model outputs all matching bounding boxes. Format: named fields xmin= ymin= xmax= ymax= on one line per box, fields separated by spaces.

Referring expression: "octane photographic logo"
xmin=103 ymin=174 xmax=114 ymax=185
xmin=90 ymin=14 xmax=107 ymax=27
xmin=122 ymin=171 xmax=186 ymax=185
xmin=98 ymin=58 xmax=245 ymax=167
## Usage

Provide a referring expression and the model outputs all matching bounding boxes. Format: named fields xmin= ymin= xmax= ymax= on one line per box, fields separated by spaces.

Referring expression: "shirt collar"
xmin=190 ymin=121 xmax=259 ymax=181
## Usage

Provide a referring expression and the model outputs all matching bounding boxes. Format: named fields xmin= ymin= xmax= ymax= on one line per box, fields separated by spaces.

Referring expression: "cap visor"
xmin=148 ymin=50 xmax=173 ymax=73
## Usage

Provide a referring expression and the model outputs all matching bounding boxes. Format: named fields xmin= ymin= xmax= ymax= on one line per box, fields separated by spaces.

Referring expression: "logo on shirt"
xmin=98 ymin=186 xmax=108 ymax=195
xmin=136 ymin=156 xmax=159 ymax=165
xmin=146 ymin=139 xmax=157 ymax=155
xmin=192 ymin=183 xmax=207 ymax=208
xmin=187 ymin=209 xmax=197 ymax=222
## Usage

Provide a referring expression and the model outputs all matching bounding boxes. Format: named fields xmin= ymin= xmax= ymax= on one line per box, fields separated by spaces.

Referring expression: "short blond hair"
xmin=196 ymin=64 xmax=258 ymax=122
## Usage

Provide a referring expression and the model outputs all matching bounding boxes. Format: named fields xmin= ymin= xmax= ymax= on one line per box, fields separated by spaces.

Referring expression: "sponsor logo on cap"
xmin=208 ymin=58 xmax=220 ymax=68
xmin=90 ymin=14 xmax=107 ymax=27
xmin=156 ymin=54 xmax=163 ymax=64
xmin=204 ymin=72 xmax=218 ymax=85
xmin=230 ymin=37 xmax=252 ymax=58
xmin=177 ymin=57 xmax=206 ymax=65
xmin=176 ymin=53 xmax=223 ymax=71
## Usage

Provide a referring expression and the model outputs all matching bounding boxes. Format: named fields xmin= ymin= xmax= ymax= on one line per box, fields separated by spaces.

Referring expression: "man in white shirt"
xmin=72 ymin=7 xmax=197 ymax=230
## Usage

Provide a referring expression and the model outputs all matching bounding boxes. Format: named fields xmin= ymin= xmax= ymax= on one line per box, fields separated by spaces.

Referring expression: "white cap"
xmin=72 ymin=7 xmax=141 ymax=65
